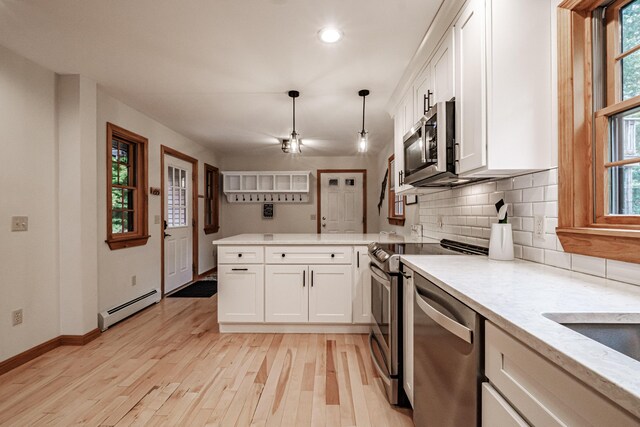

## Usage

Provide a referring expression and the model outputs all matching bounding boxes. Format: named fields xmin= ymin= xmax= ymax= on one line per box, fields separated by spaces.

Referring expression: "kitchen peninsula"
xmin=212 ymin=233 xmax=434 ymax=333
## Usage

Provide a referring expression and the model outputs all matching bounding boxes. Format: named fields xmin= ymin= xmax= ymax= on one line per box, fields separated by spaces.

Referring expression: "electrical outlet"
xmin=12 ymin=309 xmax=23 ymax=326
xmin=11 ymin=216 xmax=28 ymax=232
xmin=534 ymin=215 xmax=545 ymax=239
xmin=131 ymin=275 xmax=137 ymax=286
xmin=436 ymin=215 xmax=444 ymax=229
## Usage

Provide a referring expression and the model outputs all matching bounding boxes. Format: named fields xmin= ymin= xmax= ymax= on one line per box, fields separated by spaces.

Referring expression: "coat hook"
xmin=242 ymin=195 xmax=245 ymax=201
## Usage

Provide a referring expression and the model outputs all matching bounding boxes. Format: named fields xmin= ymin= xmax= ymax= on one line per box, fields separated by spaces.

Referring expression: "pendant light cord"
xmin=361 ymin=95 xmax=366 ymax=133
xmin=292 ymin=96 xmax=296 ymax=133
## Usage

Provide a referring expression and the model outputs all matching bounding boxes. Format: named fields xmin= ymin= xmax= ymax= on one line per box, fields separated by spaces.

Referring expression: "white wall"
xmin=0 ymin=45 xmax=60 ymax=361
xmin=220 ymin=154 xmax=379 ymax=236
xmin=96 ymin=90 xmax=222 ymax=312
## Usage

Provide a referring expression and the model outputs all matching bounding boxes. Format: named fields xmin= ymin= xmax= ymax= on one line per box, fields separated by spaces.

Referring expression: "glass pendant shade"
xmin=358 ymin=131 xmax=368 ymax=153
xmin=290 ymin=131 xmax=301 ymax=154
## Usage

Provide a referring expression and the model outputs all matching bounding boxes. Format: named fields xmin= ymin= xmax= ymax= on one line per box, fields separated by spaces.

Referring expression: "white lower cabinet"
xmin=265 ymin=265 xmax=308 ymax=323
xmin=353 ymin=246 xmax=372 ymax=324
xmin=481 ymin=383 xmax=528 ymax=427
xmin=217 ymin=264 xmax=264 ymax=323
xmin=402 ymin=266 xmax=415 ymax=406
xmin=484 ymin=322 xmax=640 ymax=427
xmin=308 ymin=265 xmax=352 ymax=323
xmin=264 ymin=264 xmax=352 ymax=324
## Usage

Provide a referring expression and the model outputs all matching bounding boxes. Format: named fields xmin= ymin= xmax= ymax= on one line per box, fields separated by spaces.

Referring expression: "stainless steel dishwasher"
xmin=413 ymin=272 xmax=482 ymax=427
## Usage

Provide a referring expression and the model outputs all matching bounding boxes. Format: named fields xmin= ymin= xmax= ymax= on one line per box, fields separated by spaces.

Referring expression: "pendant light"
xmin=286 ymin=90 xmax=301 ymax=154
xmin=357 ymin=89 xmax=369 ymax=153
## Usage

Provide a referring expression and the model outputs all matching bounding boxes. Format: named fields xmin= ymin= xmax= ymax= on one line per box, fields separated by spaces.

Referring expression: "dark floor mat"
xmin=168 ymin=280 xmax=217 ymax=298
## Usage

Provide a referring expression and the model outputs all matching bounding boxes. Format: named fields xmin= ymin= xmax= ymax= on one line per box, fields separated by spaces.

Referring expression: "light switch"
xmin=154 ymin=215 xmax=161 ymax=224
xmin=11 ymin=216 xmax=28 ymax=232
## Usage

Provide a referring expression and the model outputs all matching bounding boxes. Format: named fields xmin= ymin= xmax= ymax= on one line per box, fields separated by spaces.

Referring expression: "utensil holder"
xmin=489 ymin=223 xmax=514 ymax=261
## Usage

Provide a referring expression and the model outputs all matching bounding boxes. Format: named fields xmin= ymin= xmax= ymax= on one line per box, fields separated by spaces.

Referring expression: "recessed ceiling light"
xmin=318 ymin=27 xmax=343 ymax=43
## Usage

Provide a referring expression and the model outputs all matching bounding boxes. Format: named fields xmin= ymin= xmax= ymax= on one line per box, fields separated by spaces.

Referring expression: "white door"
xmin=164 ymin=155 xmax=193 ymax=293
xmin=353 ymin=247 xmax=372 ymax=324
xmin=320 ymin=173 xmax=364 ymax=233
xmin=265 ymin=265 xmax=309 ymax=323
xmin=217 ymin=265 xmax=264 ymax=323
xmin=455 ymin=0 xmax=487 ymax=174
xmin=308 ymin=265 xmax=352 ymax=323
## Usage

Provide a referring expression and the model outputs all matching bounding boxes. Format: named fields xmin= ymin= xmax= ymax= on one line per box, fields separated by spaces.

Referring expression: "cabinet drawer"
xmin=265 ymin=246 xmax=352 ymax=264
xmin=485 ymin=322 xmax=639 ymax=427
xmin=218 ymin=246 xmax=264 ymax=264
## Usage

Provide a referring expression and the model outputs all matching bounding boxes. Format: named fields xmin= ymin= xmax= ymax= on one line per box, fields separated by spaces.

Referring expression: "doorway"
xmin=317 ymin=169 xmax=367 ymax=233
xmin=161 ymin=146 xmax=198 ymax=295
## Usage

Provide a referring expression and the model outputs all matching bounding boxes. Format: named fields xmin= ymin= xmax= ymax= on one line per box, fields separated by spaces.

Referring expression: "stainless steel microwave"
xmin=402 ymin=100 xmax=459 ymax=187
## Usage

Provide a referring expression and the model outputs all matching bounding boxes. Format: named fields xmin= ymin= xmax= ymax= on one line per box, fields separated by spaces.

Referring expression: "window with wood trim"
xmin=557 ymin=0 xmax=640 ymax=264
xmin=106 ymin=123 xmax=149 ymax=250
xmin=388 ymin=155 xmax=405 ymax=226
xmin=204 ymin=163 xmax=220 ymax=234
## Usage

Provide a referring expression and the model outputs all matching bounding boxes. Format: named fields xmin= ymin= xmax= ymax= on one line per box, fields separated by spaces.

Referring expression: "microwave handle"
xmin=399 ymin=170 xmax=403 ymax=186
xmin=421 ymin=122 xmax=427 ymax=163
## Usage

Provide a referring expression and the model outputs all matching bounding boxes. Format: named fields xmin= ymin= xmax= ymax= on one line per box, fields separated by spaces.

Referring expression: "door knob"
xmin=164 ymin=232 xmax=171 ymax=238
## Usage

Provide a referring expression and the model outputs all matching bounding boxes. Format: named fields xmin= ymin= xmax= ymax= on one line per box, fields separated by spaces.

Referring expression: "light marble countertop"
xmin=400 ymin=255 xmax=640 ymax=418
xmin=212 ymin=233 xmax=440 ymax=245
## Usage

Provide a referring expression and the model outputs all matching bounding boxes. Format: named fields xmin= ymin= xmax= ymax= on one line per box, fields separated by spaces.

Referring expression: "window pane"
xmin=112 ymin=188 xmax=122 ymax=209
xmin=111 ymin=140 xmax=119 ymax=162
xmin=621 ymin=0 xmax=640 ymax=52
xmin=622 ymin=49 xmax=640 ymax=100
xmin=119 ymin=142 xmax=129 ymax=164
xmin=117 ymin=164 xmax=129 ymax=186
xmin=111 ymin=162 xmax=119 ymax=185
xmin=609 ymin=106 xmax=640 ymax=162
xmin=112 ymin=211 xmax=123 ymax=233
xmin=122 ymin=210 xmax=134 ymax=232
xmin=608 ymin=163 xmax=640 ymax=214
xmin=122 ymin=189 xmax=134 ymax=209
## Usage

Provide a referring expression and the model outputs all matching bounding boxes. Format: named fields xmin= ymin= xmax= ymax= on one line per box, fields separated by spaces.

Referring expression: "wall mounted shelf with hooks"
xmin=222 ymin=171 xmax=310 ymax=203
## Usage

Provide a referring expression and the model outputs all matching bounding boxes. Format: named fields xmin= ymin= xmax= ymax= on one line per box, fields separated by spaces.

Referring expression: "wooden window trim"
xmin=388 ymin=155 xmax=406 ymax=226
xmin=204 ymin=163 xmax=220 ymax=234
xmin=557 ymin=1 xmax=640 ymax=263
xmin=106 ymin=123 xmax=150 ymax=250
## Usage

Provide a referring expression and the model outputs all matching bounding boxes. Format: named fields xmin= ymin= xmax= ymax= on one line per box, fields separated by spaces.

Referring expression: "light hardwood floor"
xmin=0 ymin=295 xmax=413 ymax=426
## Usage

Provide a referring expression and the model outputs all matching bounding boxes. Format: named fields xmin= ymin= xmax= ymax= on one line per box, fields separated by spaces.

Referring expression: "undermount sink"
xmin=543 ymin=313 xmax=640 ymax=363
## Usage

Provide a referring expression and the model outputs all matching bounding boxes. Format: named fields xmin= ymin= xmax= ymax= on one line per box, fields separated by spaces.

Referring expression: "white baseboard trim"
xmin=219 ymin=323 xmax=371 ymax=334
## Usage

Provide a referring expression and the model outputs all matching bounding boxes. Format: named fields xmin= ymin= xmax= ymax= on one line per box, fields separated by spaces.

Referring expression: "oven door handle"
xmin=369 ymin=263 xmax=392 ymax=289
xmin=414 ymin=288 xmax=473 ymax=344
xmin=368 ymin=333 xmax=392 ymax=387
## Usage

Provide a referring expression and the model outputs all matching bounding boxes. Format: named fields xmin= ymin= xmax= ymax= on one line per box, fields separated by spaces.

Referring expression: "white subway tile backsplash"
xmin=606 ymin=260 xmax=640 ymax=286
xmin=416 ymin=168 xmax=640 ymax=287
xmin=523 ymin=246 xmax=544 ymax=263
xmin=545 ymin=250 xmax=572 ymax=269
xmin=572 ymin=254 xmax=606 ymax=277
xmin=523 ymin=187 xmax=544 ymax=202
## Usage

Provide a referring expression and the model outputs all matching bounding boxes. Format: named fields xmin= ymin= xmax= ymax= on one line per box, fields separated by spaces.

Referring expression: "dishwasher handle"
xmin=415 ymin=288 xmax=473 ymax=344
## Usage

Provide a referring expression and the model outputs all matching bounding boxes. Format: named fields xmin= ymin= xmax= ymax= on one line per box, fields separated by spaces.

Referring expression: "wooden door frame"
xmin=316 ymin=169 xmax=367 ymax=234
xmin=160 ymin=145 xmax=199 ymax=296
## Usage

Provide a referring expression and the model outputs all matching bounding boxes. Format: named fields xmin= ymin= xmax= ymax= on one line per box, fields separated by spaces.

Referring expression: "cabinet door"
xmin=352 ymin=247 xmax=371 ymax=324
xmin=218 ymin=265 xmax=264 ymax=323
xmin=454 ymin=0 xmax=487 ymax=174
xmin=393 ymin=94 xmax=414 ymax=193
xmin=414 ymin=65 xmax=433 ymax=122
xmin=432 ymin=28 xmax=455 ymax=104
xmin=309 ymin=265 xmax=353 ymax=323
xmin=403 ymin=267 xmax=415 ymax=406
xmin=265 ymin=265 xmax=308 ymax=323
xmin=481 ymin=383 xmax=528 ymax=427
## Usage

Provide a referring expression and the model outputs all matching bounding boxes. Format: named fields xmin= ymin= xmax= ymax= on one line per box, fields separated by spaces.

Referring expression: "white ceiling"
xmin=0 ymin=0 xmax=443 ymax=156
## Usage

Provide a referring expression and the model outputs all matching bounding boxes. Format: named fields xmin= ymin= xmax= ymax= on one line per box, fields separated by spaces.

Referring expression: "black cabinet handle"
xmin=331 ymin=254 xmax=335 ymax=258
xmin=303 ymin=270 xmax=306 ymax=287
xmin=357 ymin=251 xmax=360 ymax=268
xmin=238 ymin=253 xmax=243 ymax=258
xmin=232 ymin=268 xmax=248 ymax=271
xmin=281 ymin=253 xmax=286 ymax=258
xmin=311 ymin=270 xmax=314 ymax=287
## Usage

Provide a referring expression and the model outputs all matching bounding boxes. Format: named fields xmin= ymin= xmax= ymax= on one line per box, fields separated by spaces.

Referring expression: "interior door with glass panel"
xmin=320 ymin=172 xmax=364 ymax=233
xmin=164 ymin=155 xmax=193 ymax=293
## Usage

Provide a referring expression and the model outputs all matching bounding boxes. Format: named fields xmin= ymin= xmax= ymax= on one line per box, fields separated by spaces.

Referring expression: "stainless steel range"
xmin=367 ymin=239 xmax=487 ymax=405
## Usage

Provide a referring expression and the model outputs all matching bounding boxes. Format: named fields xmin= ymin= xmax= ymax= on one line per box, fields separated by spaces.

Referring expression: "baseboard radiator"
xmin=98 ymin=289 xmax=160 ymax=331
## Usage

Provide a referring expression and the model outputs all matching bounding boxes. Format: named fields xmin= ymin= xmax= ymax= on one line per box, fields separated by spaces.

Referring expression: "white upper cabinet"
xmin=432 ymin=28 xmax=455 ymax=105
xmin=456 ymin=0 xmax=553 ymax=176
xmin=454 ymin=0 xmax=487 ymax=174
xmin=390 ymin=0 xmax=554 ymax=184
